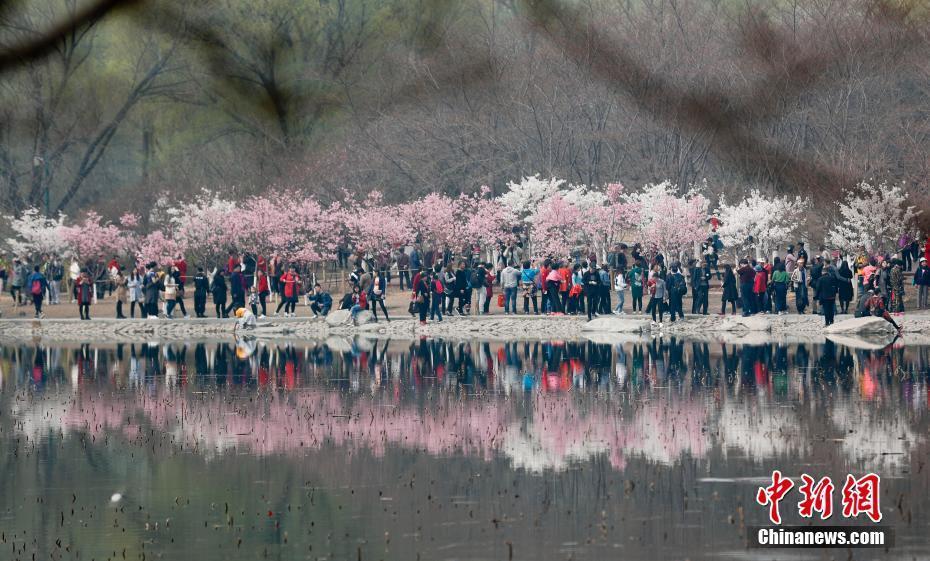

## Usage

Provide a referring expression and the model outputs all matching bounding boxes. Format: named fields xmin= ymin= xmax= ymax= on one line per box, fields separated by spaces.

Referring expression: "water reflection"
xmin=3 ymin=337 xmax=930 ymax=561
xmin=4 ymin=337 xmax=929 ymax=472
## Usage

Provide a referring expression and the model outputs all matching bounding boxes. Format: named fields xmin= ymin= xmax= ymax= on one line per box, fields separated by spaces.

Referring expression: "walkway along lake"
xmin=1 ymin=336 xmax=927 ymax=560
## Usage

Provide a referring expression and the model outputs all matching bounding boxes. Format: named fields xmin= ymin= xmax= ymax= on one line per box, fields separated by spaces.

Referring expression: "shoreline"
xmin=0 ymin=311 xmax=925 ymax=346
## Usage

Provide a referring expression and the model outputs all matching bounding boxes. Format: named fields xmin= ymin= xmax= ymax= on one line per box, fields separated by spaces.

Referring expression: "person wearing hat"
xmin=915 ymin=257 xmax=930 ymax=309
xmin=797 ymin=242 xmax=808 ymax=264
xmin=234 ymin=307 xmax=256 ymax=331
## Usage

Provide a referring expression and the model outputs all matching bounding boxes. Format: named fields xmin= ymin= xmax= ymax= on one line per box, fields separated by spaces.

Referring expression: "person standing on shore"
xmin=67 ymin=259 xmax=80 ymax=303
xmin=598 ymin=263 xmax=612 ymax=314
xmin=226 ymin=264 xmax=246 ymax=317
xmin=414 ymin=270 xmax=430 ymax=325
xmin=784 ymin=246 xmax=797 ymax=274
xmin=520 ymin=260 xmax=539 ymax=315
xmin=810 ymin=256 xmax=824 ymax=315
xmin=770 ymin=262 xmax=790 ymax=314
xmin=171 ymin=266 xmax=189 ymax=319
xmin=815 ymin=261 xmax=838 ymax=326
xmin=627 ymin=261 xmax=644 ymax=313
xmin=114 ymin=267 xmax=128 ymax=319
xmin=46 ymin=256 xmax=63 ymax=305
xmin=546 ymin=265 xmax=564 ymax=314
xmin=582 ymin=262 xmax=600 ymax=320
xmin=890 ymin=259 xmax=905 ymax=314
xmin=429 ymin=267 xmax=444 ymax=321
xmin=253 ymin=269 xmax=269 ymax=318
xmin=164 ymin=269 xmax=179 ymax=319
xmin=128 ymin=268 xmax=143 ymax=318
xmin=10 ymin=258 xmax=26 ymax=307
xmin=837 ymin=259 xmax=854 ymax=314
xmin=646 ymin=264 xmax=666 ymax=326
xmin=613 ymin=266 xmax=627 ymax=314
xmin=275 ymin=265 xmax=300 ymax=317
xmin=737 ymin=259 xmax=755 ymax=316
xmin=211 ymin=270 xmax=228 ymax=318
xmin=501 ymin=261 xmax=519 ymax=314
xmin=791 ymin=257 xmax=809 ymax=314
xmin=666 ymin=263 xmax=686 ymax=322
xmin=720 ymin=264 xmax=738 ymax=315
xmin=26 ymin=266 xmax=48 ymax=319
xmin=915 ymin=258 xmax=930 ymax=309
xmin=369 ymin=268 xmax=390 ymax=322
xmin=74 ymin=270 xmax=94 ymax=320
xmin=193 ymin=267 xmax=209 ymax=318
xmin=142 ymin=262 xmax=160 ymax=318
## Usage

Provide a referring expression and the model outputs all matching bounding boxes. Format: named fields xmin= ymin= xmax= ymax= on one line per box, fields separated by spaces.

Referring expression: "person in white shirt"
xmin=613 ymin=268 xmax=628 ymax=314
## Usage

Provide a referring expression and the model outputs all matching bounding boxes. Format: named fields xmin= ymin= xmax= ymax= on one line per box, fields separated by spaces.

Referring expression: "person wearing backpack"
xmin=520 ymin=260 xmax=539 ymax=315
xmin=666 ymin=264 xmax=686 ymax=322
xmin=26 ymin=266 xmax=48 ymax=319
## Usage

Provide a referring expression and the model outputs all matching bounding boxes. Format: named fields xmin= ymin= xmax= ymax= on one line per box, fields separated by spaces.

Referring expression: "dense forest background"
xmin=1 ymin=0 xmax=928 ymax=221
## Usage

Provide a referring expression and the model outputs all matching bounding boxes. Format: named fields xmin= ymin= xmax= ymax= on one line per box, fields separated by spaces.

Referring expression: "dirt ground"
xmin=0 ymin=281 xmax=884 ymax=320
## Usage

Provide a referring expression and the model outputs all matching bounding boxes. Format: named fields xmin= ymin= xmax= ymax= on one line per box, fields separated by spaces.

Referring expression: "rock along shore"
xmin=0 ymin=310 xmax=926 ymax=347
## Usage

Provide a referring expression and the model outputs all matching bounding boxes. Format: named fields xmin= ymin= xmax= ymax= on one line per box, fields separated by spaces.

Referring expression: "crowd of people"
xmin=1 ymin=229 xmax=928 ymax=331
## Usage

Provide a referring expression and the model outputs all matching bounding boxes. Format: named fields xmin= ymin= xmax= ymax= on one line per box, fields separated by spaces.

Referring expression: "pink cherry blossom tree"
xmin=398 ymin=193 xmax=461 ymax=249
xmin=528 ymin=194 xmax=583 ymax=260
xmin=460 ymin=187 xmax=516 ymax=260
xmin=623 ymin=181 xmax=709 ymax=262
xmin=345 ymin=191 xmax=413 ymax=257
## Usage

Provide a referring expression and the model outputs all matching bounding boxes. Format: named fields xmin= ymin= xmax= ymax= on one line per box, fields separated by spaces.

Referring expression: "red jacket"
xmin=559 ymin=267 xmax=570 ymax=292
xmin=753 ymin=269 xmax=768 ymax=293
xmin=174 ymin=259 xmax=187 ymax=280
xmin=280 ymin=272 xmax=300 ymax=298
xmin=256 ymin=275 xmax=269 ymax=294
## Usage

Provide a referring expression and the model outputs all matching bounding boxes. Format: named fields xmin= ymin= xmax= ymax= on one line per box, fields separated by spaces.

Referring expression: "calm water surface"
xmin=1 ymin=337 xmax=928 ymax=560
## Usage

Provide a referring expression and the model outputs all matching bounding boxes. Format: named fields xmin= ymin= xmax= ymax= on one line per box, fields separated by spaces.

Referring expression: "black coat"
xmin=837 ymin=267 xmax=854 ymax=301
xmin=722 ymin=270 xmax=739 ymax=301
xmin=815 ymin=274 xmax=837 ymax=301
xmin=211 ymin=276 xmax=228 ymax=303
xmin=194 ymin=273 xmax=209 ymax=296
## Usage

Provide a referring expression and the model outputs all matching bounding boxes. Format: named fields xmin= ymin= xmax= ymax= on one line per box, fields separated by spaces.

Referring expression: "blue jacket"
xmin=26 ymin=272 xmax=48 ymax=295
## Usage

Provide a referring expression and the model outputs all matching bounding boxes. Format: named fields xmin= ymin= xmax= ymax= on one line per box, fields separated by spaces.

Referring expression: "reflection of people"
xmin=234 ymin=307 xmax=256 ymax=331
xmin=235 ymin=336 xmax=257 ymax=360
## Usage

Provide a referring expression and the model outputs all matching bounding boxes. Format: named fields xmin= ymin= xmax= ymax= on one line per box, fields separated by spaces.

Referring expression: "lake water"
xmin=1 ymin=336 xmax=928 ymax=560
